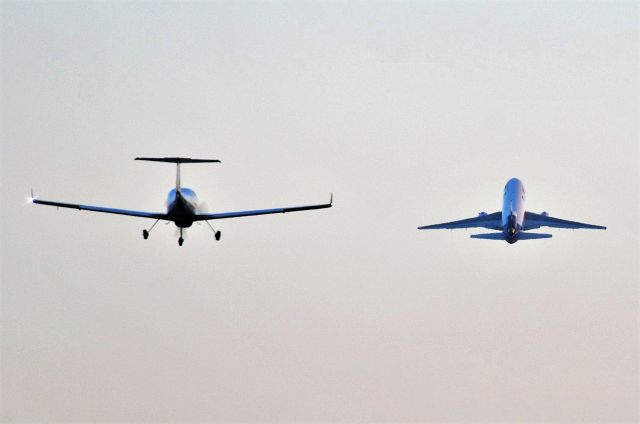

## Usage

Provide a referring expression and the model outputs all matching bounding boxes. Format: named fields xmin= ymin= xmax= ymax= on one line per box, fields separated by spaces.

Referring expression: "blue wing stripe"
xmin=33 ymin=199 xmax=166 ymax=219
xmin=418 ymin=211 xmax=502 ymax=230
xmin=193 ymin=201 xmax=332 ymax=221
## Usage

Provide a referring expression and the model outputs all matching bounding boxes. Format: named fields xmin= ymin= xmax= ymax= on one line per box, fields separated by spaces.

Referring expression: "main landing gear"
xmin=205 ymin=220 xmax=222 ymax=241
xmin=142 ymin=219 xmax=160 ymax=240
xmin=141 ymin=220 xmax=220 ymax=245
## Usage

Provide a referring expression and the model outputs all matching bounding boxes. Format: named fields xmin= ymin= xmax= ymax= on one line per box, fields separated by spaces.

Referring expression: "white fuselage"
xmin=502 ymin=178 xmax=525 ymax=243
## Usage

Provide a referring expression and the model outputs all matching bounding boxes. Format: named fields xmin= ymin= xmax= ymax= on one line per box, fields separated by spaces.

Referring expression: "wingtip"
xmin=329 ymin=192 xmax=333 ymax=206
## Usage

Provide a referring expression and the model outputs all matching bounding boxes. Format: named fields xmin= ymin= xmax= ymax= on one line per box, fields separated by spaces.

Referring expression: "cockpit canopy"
xmin=167 ymin=188 xmax=198 ymax=206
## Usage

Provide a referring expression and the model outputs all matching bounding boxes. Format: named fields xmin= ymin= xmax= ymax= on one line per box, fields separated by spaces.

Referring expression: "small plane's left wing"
xmin=193 ymin=195 xmax=332 ymax=221
xmin=523 ymin=211 xmax=606 ymax=230
xmin=418 ymin=211 xmax=502 ymax=230
xmin=32 ymin=198 xmax=167 ymax=220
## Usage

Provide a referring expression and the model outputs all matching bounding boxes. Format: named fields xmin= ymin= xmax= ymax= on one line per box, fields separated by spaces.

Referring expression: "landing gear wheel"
xmin=178 ymin=237 xmax=184 ymax=246
xmin=143 ymin=230 xmax=149 ymax=240
xmin=215 ymin=231 xmax=221 ymax=241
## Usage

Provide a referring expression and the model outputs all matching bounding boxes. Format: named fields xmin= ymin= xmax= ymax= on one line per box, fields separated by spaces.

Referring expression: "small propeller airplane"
xmin=418 ymin=178 xmax=606 ymax=244
xmin=30 ymin=157 xmax=332 ymax=246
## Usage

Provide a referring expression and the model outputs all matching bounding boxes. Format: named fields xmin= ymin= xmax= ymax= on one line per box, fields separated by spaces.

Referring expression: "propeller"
xmin=198 ymin=200 xmax=210 ymax=213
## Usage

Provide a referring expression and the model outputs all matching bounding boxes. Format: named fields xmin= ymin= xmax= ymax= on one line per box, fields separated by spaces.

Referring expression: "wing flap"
xmin=32 ymin=198 xmax=166 ymax=219
xmin=193 ymin=196 xmax=332 ymax=221
xmin=418 ymin=211 xmax=502 ymax=231
xmin=523 ymin=212 xmax=606 ymax=230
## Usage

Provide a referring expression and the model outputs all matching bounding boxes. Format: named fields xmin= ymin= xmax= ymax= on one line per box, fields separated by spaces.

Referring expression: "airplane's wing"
xmin=418 ymin=212 xmax=502 ymax=230
xmin=193 ymin=195 xmax=332 ymax=221
xmin=32 ymin=198 xmax=167 ymax=220
xmin=523 ymin=211 xmax=606 ymax=230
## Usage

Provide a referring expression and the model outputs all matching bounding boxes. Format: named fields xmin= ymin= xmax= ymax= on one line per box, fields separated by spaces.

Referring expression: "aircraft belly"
xmin=167 ymin=199 xmax=196 ymax=227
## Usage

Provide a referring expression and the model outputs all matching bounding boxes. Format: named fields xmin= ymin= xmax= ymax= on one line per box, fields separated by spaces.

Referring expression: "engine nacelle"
xmin=478 ymin=211 xmax=487 ymax=217
xmin=541 ymin=211 xmax=549 ymax=216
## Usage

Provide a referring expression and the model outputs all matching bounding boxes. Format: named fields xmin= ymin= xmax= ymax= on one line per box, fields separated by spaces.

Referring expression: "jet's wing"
xmin=32 ymin=198 xmax=167 ymax=220
xmin=523 ymin=211 xmax=606 ymax=230
xmin=418 ymin=211 xmax=502 ymax=230
xmin=193 ymin=195 xmax=332 ymax=221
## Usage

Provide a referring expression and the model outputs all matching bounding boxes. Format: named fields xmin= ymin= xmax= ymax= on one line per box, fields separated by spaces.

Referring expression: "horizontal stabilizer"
xmin=517 ymin=232 xmax=552 ymax=240
xmin=135 ymin=157 xmax=220 ymax=163
xmin=470 ymin=232 xmax=505 ymax=240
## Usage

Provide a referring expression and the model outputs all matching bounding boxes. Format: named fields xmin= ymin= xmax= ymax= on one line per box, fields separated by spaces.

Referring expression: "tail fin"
xmin=135 ymin=157 xmax=221 ymax=189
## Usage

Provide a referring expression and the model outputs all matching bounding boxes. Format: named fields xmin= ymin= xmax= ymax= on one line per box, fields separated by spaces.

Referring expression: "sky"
xmin=1 ymin=1 xmax=638 ymax=422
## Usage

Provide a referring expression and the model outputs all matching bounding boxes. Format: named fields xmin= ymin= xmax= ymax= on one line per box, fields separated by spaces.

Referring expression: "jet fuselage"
xmin=502 ymin=178 xmax=525 ymax=244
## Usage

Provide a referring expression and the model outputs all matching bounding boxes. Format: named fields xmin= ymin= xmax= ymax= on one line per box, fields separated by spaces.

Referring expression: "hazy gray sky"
xmin=1 ymin=1 xmax=638 ymax=422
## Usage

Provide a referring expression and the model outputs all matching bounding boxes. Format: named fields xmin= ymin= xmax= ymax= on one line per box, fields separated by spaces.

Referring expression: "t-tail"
xmin=135 ymin=157 xmax=221 ymax=190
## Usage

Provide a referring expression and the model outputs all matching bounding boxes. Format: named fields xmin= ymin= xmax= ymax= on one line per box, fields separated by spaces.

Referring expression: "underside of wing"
xmin=418 ymin=211 xmax=502 ymax=230
xmin=193 ymin=196 xmax=332 ymax=221
xmin=32 ymin=198 xmax=167 ymax=220
xmin=523 ymin=211 xmax=606 ymax=230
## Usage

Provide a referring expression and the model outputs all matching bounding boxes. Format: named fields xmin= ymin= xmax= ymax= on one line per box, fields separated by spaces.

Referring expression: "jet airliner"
xmin=418 ymin=178 xmax=605 ymax=243
xmin=30 ymin=157 xmax=332 ymax=246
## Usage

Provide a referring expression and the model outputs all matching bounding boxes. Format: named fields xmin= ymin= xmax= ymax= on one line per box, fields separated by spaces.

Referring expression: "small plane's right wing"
xmin=523 ymin=211 xmax=606 ymax=230
xmin=32 ymin=197 xmax=167 ymax=220
xmin=418 ymin=211 xmax=502 ymax=231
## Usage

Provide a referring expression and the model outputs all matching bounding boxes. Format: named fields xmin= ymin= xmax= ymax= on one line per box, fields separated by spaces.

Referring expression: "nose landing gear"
xmin=178 ymin=237 xmax=184 ymax=246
